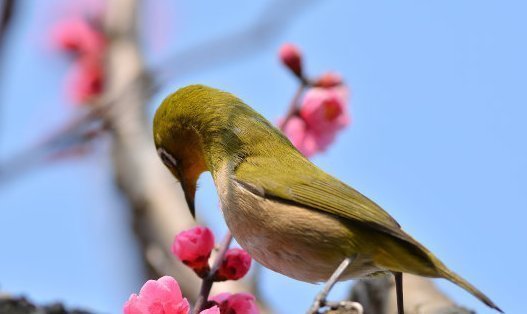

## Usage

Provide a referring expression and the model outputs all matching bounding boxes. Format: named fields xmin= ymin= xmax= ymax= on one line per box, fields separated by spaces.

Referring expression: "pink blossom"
xmin=51 ymin=16 xmax=105 ymax=55
xmin=172 ymin=226 xmax=215 ymax=276
xmin=279 ymin=43 xmax=303 ymax=77
xmin=280 ymin=116 xmax=327 ymax=157
xmin=300 ymin=86 xmax=349 ymax=134
xmin=281 ymin=116 xmax=309 ymax=155
xmin=215 ymin=248 xmax=252 ymax=281
xmin=52 ymin=15 xmax=106 ymax=105
xmin=67 ymin=56 xmax=104 ymax=103
xmin=280 ymin=85 xmax=350 ymax=157
xmin=124 ymin=276 xmax=190 ymax=314
xmin=211 ymin=293 xmax=259 ymax=314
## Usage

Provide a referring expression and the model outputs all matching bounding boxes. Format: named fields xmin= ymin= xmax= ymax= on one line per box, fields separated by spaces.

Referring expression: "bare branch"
xmin=0 ymin=0 xmax=14 ymax=48
xmin=349 ymin=274 xmax=474 ymax=314
xmin=102 ymin=2 xmax=277 ymax=312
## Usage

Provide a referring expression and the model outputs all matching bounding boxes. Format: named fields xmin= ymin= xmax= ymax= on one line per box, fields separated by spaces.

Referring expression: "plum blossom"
xmin=51 ymin=16 xmax=105 ymax=55
xmin=278 ymin=42 xmax=350 ymax=157
xmin=124 ymin=276 xmax=190 ymax=314
xmin=300 ymin=86 xmax=349 ymax=134
xmin=210 ymin=293 xmax=259 ymax=314
xmin=215 ymin=248 xmax=252 ymax=281
xmin=67 ymin=56 xmax=104 ymax=103
xmin=51 ymin=15 xmax=106 ymax=104
xmin=124 ymin=276 xmax=223 ymax=314
xmin=281 ymin=83 xmax=350 ymax=157
xmin=172 ymin=226 xmax=215 ymax=276
xmin=281 ymin=116 xmax=326 ymax=157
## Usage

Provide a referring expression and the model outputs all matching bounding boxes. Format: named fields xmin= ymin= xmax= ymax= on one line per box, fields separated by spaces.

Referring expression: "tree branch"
xmin=349 ymin=274 xmax=474 ymax=314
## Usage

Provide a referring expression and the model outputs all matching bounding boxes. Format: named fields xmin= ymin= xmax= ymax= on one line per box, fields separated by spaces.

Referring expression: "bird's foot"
xmin=307 ymin=294 xmax=325 ymax=314
xmin=308 ymin=299 xmax=363 ymax=314
xmin=325 ymin=301 xmax=363 ymax=314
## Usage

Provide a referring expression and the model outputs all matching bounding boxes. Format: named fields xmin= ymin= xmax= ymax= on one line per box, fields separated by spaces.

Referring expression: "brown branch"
xmin=349 ymin=274 xmax=474 ymax=314
xmin=0 ymin=294 xmax=92 ymax=314
xmin=0 ymin=0 xmax=16 ymax=143
xmin=193 ymin=232 xmax=233 ymax=314
xmin=103 ymin=0 xmax=200 ymax=298
xmin=278 ymin=84 xmax=305 ymax=130
xmin=102 ymin=2 xmax=272 ymax=313
xmin=0 ymin=0 xmax=15 ymax=52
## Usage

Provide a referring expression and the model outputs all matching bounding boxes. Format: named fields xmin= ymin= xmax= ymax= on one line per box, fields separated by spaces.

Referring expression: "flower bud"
xmin=214 ymin=248 xmax=252 ymax=281
xmin=172 ymin=226 xmax=215 ymax=276
xmin=279 ymin=43 xmax=303 ymax=78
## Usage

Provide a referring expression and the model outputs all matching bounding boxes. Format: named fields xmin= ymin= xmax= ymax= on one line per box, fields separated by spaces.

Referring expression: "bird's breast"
xmin=213 ymin=165 xmax=385 ymax=283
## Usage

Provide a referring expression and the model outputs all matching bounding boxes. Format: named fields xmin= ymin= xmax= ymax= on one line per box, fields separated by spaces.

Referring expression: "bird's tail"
xmin=438 ymin=267 xmax=503 ymax=313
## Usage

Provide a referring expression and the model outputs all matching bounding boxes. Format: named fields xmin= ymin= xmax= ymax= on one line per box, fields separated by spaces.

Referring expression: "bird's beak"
xmin=181 ymin=180 xmax=197 ymax=218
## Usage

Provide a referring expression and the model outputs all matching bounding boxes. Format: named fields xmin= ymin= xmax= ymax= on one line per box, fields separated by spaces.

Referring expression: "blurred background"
xmin=0 ymin=0 xmax=525 ymax=313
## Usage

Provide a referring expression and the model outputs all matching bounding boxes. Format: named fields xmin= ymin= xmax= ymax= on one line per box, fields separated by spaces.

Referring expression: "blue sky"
xmin=0 ymin=1 xmax=525 ymax=313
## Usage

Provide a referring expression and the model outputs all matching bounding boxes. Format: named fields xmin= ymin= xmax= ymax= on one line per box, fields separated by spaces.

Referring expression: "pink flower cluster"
xmin=279 ymin=43 xmax=350 ymax=157
xmin=124 ymin=226 xmax=257 ymax=313
xmin=124 ymin=276 xmax=258 ymax=314
xmin=172 ymin=226 xmax=252 ymax=281
xmin=124 ymin=276 xmax=221 ymax=314
xmin=51 ymin=16 xmax=106 ymax=104
xmin=124 ymin=276 xmax=191 ymax=314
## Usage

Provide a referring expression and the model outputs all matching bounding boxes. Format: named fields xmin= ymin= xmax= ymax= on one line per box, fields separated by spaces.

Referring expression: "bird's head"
xmin=153 ymin=84 xmax=296 ymax=218
xmin=154 ymin=126 xmax=207 ymax=218
xmin=153 ymin=86 xmax=214 ymax=218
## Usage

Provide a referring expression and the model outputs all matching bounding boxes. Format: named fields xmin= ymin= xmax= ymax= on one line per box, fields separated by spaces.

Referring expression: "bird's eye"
xmin=157 ymin=148 xmax=178 ymax=167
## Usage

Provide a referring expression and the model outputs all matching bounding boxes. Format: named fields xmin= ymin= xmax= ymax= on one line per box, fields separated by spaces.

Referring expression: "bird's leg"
xmin=393 ymin=272 xmax=405 ymax=314
xmin=307 ymin=255 xmax=357 ymax=314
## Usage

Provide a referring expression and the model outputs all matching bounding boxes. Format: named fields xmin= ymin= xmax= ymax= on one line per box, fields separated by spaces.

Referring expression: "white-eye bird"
xmin=153 ymin=84 xmax=502 ymax=313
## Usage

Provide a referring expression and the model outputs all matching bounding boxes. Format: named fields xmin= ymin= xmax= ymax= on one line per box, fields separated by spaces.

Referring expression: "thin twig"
xmin=0 ymin=0 xmax=16 ymax=146
xmin=278 ymin=84 xmax=306 ymax=130
xmin=193 ymin=232 xmax=233 ymax=314
xmin=307 ymin=256 xmax=356 ymax=314
xmin=0 ymin=0 xmax=14 ymax=42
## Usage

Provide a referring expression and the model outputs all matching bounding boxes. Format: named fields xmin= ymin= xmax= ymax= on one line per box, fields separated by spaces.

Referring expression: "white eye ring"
xmin=157 ymin=148 xmax=178 ymax=167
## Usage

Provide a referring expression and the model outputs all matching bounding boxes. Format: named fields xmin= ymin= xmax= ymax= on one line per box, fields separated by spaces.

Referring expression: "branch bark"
xmin=349 ymin=274 xmax=473 ymax=314
xmin=0 ymin=0 xmax=15 ymax=142
xmin=102 ymin=1 xmax=270 ymax=311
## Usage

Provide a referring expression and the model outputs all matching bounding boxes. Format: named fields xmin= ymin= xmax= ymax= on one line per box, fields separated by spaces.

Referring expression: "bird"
xmin=153 ymin=84 xmax=502 ymax=313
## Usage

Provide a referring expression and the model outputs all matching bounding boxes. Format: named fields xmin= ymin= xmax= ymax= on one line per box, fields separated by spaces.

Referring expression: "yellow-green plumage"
xmin=153 ymin=84 xmax=502 ymax=312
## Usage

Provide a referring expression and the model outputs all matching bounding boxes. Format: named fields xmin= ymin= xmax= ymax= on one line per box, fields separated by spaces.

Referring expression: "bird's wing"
xmin=233 ymin=154 xmax=409 ymax=241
